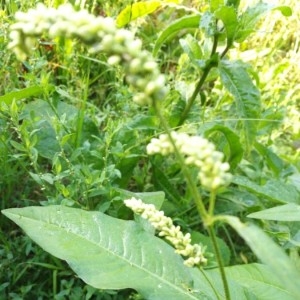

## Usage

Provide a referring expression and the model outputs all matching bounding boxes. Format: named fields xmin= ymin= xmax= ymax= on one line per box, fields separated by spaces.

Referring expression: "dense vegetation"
xmin=1 ymin=0 xmax=299 ymax=299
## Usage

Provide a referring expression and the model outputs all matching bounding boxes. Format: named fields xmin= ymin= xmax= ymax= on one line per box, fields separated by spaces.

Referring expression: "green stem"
xmin=153 ymin=100 xmax=208 ymax=219
xmin=178 ymin=33 xmax=219 ymax=127
xmin=208 ymin=190 xmax=217 ymax=216
xmin=177 ymin=65 xmax=212 ymax=126
xmin=207 ymin=225 xmax=231 ymax=300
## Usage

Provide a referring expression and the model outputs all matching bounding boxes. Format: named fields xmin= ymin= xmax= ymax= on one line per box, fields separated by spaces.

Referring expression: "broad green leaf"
xmin=0 ymin=86 xmax=45 ymax=106
xmin=219 ymin=60 xmax=261 ymax=148
xmin=235 ymin=3 xmax=292 ymax=42
xmin=224 ymin=263 xmax=296 ymax=300
xmin=232 ymin=175 xmax=300 ymax=204
xmin=248 ymin=203 xmax=300 ymax=221
xmin=116 ymin=1 xmax=161 ymax=27
xmin=214 ymin=6 xmax=238 ymax=46
xmin=204 ymin=124 xmax=243 ymax=170
xmin=221 ymin=215 xmax=300 ymax=298
xmin=2 ymin=205 xmax=209 ymax=299
xmin=153 ymin=15 xmax=201 ymax=57
xmin=254 ymin=142 xmax=284 ymax=177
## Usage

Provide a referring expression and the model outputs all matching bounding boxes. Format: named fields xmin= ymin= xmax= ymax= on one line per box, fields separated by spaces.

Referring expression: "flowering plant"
xmin=2 ymin=1 xmax=300 ymax=300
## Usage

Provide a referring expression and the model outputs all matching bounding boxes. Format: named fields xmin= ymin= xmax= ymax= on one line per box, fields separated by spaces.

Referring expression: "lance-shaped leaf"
xmin=248 ymin=203 xmax=300 ymax=221
xmin=219 ymin=60 xmax=261 ymax=148
xmin=232 ymin=175 xmax=299 ymax=204
xmin=204 ymin=124 xmax=243 ymax=170
xmin=153 ymin=15 xmax=201 ymax=57
xmin=220 ymin=215 xmax=300 ymax=299
xmin=2 ymin=205 xmax=211 ymax=300
xmin=214 ymin=6 xmax=238 ymax=46
xmin=0 ymin=85 xmax=46 ymax=105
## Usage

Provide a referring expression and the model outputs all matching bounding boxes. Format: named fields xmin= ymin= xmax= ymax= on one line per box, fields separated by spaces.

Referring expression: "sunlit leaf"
xmin=116 ymin=1 xmax=161 ymax=27
xmin=209 ymin=0 xmax=224 ymax=12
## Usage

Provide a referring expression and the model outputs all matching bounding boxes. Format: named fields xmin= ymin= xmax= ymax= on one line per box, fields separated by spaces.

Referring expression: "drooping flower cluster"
xmin=8 ymin=3 xmax=167 ymax=105
xmin=147 ymin=131 xmax=232 ymax=190
xmin=124 ymin=197 xmax=207 ymax=267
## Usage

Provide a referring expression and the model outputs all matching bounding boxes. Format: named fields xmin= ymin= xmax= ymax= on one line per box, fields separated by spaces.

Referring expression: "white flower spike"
xmin=147 ymin=132 xmax=232 ymax=190
xmin=8 ymin=3 xmax=167 ymax=106
xmin=124 ymin=197 xmax=207 ymax=267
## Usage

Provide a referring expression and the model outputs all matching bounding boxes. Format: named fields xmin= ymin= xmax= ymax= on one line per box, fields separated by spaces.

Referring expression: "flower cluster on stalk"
xmin=124 ymin=197 xmax=207 ymax=267
xmin=8 ymin=3 xmax=167 ymax=105
xmin=147 ymin=131 xmax=232 ymax=190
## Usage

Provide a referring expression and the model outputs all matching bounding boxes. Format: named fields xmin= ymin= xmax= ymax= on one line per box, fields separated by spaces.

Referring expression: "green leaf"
xmin=224 ymin=263 xmax=297 ymax=300
xmin=221 ymin=215 xmax=300 ymax=299
xmin=275 ymin=6 xmax=292 ymax=17
xmin=190 ymin=267 xmax=254 ymax=300
xmin=191 ymin=232 xmax=231 ymax=266
xmin=219 ymin=60 xmax=261 ymax=148
xmin=254 ymin=142 xmax=285 ymax=177
xmin=214 ymin=6 xmax=238 ymax=46
xmin=116 ymin=1 xmax=161 ymax=27
xmin=204 ymin=124 xmax=243 ymax=170
xmin=209 ymin=0 xmax=224 ymax=12
xmin=232 ymin=175 xmax=300 ymax=204
xmin=179 ymin=34 xmax=203 ymax=62
xmin=0 ymin=86 xmax=45 ymax=106
xmin=235 ymin=3 xmax=292 ymax=42
xmin=152 ymin=163 xmax=182 ymax=205
xmin=10 ymin=140 xmax=27 ymax=152
xmin=153 ymin=15 xmax=201 ymax=57
xmin=2 ymin=205 xmax=208 ymax=299
xmin=116 ymin=189 xmax=166 ymax=210
xmin=248 ymin=203 xmax=300 ymax=221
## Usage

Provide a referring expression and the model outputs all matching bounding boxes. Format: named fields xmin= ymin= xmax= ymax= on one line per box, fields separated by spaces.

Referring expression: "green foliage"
xmin=1 ymin=0 xmax=300 ymax=299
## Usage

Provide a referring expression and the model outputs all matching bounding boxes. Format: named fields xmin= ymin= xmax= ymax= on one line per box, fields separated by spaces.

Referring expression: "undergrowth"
xmin=0 ymin=0 xmax=299 ymax=299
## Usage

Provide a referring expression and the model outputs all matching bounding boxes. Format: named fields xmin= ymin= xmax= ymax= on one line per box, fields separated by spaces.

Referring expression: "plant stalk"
xmin=207 ymin=225 xmax=231 ymax=300
xmin=178 ymin=33 xmax=220 ymax=127
xmin=177 ymin=65 xmax=212 ymax=126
